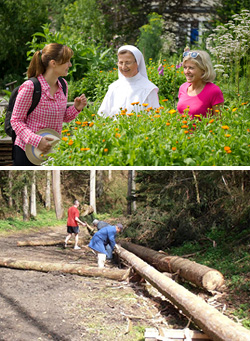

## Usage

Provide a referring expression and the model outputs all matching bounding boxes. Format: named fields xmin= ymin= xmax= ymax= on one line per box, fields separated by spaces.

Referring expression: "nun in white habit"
xmin=97 ymin=45 xmax=159 ymax=117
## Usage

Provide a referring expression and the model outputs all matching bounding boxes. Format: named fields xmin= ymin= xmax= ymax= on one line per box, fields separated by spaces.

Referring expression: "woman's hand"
xmin=74 ymin=94 xmax=87 ymax=111
xmin=38 ymin=136 xmax=54 ymax=153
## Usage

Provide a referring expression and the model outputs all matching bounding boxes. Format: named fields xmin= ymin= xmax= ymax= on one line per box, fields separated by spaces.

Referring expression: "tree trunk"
xmin=90 ymin=170 xmax=96 ymax=213
xmin=0 ymin=257 xmax=130 ymax=281
xmin=115 ymin=246 xmax=250 ymax=341
xmin=30 ymin=170 xmax=37 ymax=218
xmin=45 ymin=170 xmax=51 ymax=210
xmin=192 ymin=170 xmax=200 ymax=204
xmin=120 ymin=241 xmax=224 ymax=291
xmin=108 ymin=170 xmax=112 ymax=181
xmin=52 ymin=170 xmax=63 ymax=219
xmin=8 ymin=170 xmax=13 ymax=208
xmin=23 ymin=184 xmax=29 ymax=222
xmin=127 ymin=170 xmax=132 ymax=215
xmin=132 ymin=170 xmax=136 ymax=212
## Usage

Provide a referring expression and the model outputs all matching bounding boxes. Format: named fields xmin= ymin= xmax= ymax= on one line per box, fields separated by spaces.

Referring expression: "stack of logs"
xmin=1 ymin=225 xmax=250 ymax=340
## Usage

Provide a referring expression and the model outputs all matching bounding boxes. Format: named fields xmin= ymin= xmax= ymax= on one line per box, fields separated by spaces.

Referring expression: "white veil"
xmin=117 ymin=45 xmax=148 ymax=79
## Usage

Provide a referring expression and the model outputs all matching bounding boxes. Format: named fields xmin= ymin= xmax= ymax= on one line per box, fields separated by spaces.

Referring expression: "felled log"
xmin=17 ymin=238 xmax=86 ymax=247
xmin=116 ymin=246 xmax=250 ymax=341
xmin=81 ymin=204 xmax=94 ymax=216
xmin=120 ymin=241 xmax=224 ymax=291
xmin=0 ymin=257 xmax=130 ymax=281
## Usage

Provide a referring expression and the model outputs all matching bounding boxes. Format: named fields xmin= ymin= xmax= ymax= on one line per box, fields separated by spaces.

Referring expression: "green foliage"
xmin=207 ymin=10 xmax=250 ymax=95
xmin=213 ymin=0 xmax=250 ymax=24
xmin=27 ymin=25 xmax=116 ymax=82
xmin=45 ymin=95 xmax=250 ymax=166
xmin=0 ymin=0 xmax=49 ymax=86
xmin=61 ymin=0 xmax=107 ymax=44
xmin=137 ymin=13 xmax=164 ymax=62
xmin=0 ymin=209 xmax=65 ymax=232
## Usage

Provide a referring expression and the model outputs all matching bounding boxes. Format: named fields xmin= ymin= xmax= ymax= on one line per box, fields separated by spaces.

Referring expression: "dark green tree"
xmin=0 ymin=0 xmax=50 ymax=85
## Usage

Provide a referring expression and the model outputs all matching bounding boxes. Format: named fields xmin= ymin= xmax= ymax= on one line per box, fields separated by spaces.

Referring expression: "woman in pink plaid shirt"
xmin=11 ymin=43 xmax=87 ymax=166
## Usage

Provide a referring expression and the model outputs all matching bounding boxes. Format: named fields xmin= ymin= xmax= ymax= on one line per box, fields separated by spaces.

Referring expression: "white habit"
xmin=98 ymin=45 xmax=159 ymax=117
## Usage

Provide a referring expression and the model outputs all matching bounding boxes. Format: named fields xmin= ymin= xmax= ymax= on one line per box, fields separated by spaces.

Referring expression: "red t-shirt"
xmin=67 ymin=206 xmax=79 ymax=227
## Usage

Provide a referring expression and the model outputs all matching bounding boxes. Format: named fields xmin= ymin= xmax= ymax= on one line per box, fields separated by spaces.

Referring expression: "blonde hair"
xmin=27 ymin=43 xmax=73 ymax=78
xmin=183 ymin=50 xmax=216 ymax=83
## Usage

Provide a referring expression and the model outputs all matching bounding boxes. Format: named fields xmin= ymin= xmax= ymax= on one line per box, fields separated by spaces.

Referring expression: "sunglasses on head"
xmin=183 ymin=51 xmax=200 ymax=58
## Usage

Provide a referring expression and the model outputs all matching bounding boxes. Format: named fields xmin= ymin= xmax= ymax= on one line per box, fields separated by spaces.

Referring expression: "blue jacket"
xmin=88 ymin=225 xmax=117 ymax=255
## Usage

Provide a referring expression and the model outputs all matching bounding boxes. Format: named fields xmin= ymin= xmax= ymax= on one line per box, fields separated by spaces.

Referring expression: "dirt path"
xmin=0 ymin=226 xmax=186 ymax=341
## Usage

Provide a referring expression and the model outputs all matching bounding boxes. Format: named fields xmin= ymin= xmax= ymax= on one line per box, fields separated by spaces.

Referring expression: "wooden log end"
xmin=202 ymin=270 xmax=224 ymax=291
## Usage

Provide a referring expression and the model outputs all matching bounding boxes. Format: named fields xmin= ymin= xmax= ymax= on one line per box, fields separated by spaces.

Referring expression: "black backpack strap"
xmin=27 ymin=77 xmax=42 ymax=116
xmin=58 ymin=76 xmax=67 ymax=96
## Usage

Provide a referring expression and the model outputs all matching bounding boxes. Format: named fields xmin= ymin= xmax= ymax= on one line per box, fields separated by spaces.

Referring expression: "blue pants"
xmin=105 ymin=244 xmax=113 ymax=259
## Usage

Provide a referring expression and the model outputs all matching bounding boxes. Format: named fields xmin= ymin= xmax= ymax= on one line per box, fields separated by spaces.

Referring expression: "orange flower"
xmin=91 ymin=114 xmax=95 ymax=117
xmin=145 ymin=137 xmax=149 ymax=140
xmin=68 ymin=140 xmax=74 ymax=146
xmin=154 ymin=114 xmax=161 ymax=118
xmin=166 ymin=122 xmax=170 ymax=126
xmin=182 ymin=114 xmax=187 ymax=118
xmin=104 ymin=148 xmax=108 ymax=152
xmin=181 ymin=125 xmax=188 ymax=129
xmin=184 ymin=131 xmax=189 ymax=134
xmin=127 ymin=113 xmax=134 ymax=116
xmin=155 ymin=109 xmax=160 ymax=114
xmin=194 ymin=114 xmax=201 ymax=118
xmin=224 ymin=146 xmax=231 ymax=151
xmin=102 ymin=139 xmax=105 ymax=142
xmin=115 ymin=133 xmax=121 ymax=138
xmin=131 ymin=101 xmax=139 ymax=105
xmin=62 ymin=137 xmax=68 ymax=141
xmin=162 ymin=99 xmax=168 ymax=102
xmin=75 ymin=121 xmax=81 ymax=125
xmin=89 ymin=122 xmax=94 ymax=127
xmin=209 ymin=119 xmax=214 ymax=123
xmin=172 ymin=147 xmax=176 ymax=151
xmin=147 ymin=107 xmax=153 ymax=112
xmin=221 ymin=125 xmax=229 ymax=130
xmin=80 ymin=147 xmax=90 ymax=151
xmin=62 ymin=129 xmax=69 ymax=133
xmin=142 ymin=103 xmax=149 ymax=107
xmin=225 ymin=134 xmax=231 ymax=137
xmin=182 ymin=120 xmax=187 ymax=124
xmin=232 ymin=108 xmax=237 ymax=112
xmin=67 ymin=133 xmax=70 ymax=136
xmin=168 ymin=109 xmax=177 ymax=114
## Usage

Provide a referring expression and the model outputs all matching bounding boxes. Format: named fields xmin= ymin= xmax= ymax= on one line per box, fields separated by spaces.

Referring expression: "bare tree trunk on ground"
xmin=115 ymin=246 xmax=250 ymax=341
xmin=120 ymin=241 xmax=224 ymax=291
xmin=0 ymin=257 xmax=130 ymax=281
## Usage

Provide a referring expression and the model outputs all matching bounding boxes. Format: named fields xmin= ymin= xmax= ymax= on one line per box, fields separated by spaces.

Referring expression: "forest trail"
xmin=0 ymin=226 xmax=188 ymax=341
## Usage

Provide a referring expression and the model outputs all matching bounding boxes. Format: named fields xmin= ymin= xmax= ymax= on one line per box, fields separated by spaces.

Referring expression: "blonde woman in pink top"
xmin=11 ymin=43 xmax=87 ymax=166
xmin=177 ymin=50 xmax=224 ymax=119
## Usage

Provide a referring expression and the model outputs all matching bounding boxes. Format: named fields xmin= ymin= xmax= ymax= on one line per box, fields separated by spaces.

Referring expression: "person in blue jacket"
xmin=88 ymin=223 xmax=123 ymax=268
xmin=92 ymin=219 xmax=113 ymax=259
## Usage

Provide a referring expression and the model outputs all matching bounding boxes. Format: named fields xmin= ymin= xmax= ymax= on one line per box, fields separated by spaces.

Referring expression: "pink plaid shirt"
xmin=11 ymin=74 xmax=80 ymax=151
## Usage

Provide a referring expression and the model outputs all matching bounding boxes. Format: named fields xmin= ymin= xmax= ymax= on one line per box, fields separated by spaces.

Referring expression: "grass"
xmin=0 ymin=209 xmax=65 ymax=233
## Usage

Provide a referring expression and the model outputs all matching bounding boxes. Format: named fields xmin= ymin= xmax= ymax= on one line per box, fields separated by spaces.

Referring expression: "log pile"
xmin=120 ymin=241 xmax=224 ymax=291
xmin=115 ymin=245 xmax=250 ymax=341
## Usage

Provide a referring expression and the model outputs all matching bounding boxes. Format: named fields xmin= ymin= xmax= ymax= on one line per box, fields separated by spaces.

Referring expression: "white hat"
xmin=118 ymin=45 xmax=148 ymax=79
xmin=25 ymin=128 xmax=60 ymax=165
